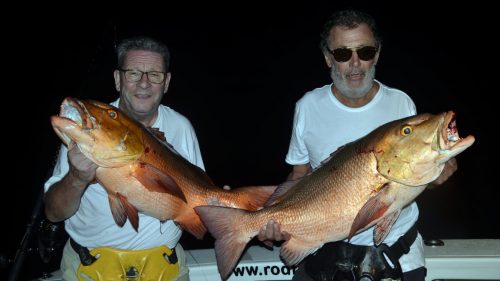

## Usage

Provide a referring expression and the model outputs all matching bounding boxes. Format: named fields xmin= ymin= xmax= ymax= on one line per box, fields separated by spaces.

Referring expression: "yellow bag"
xmin=77 ymin=245 xmax=179 ymax=281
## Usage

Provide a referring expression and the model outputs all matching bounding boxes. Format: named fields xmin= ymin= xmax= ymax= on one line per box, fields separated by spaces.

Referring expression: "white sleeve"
xmin=185 ymin=125 xmax=205 ymax=171
xmin=285 ymin=103 xmax=309 ymax=165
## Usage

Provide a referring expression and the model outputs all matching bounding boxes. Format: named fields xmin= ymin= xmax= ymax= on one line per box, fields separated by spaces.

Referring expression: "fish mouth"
xmin=51 ymin=97 xmax=95 ymax=146
xmin=438 ymin=111 xmax=475 ymax=161
xmin=60 ymin=97 xmax=93 ymax=129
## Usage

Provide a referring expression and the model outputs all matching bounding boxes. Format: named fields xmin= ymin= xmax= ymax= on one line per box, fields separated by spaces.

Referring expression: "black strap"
xmin=70 ymin=238 xmax=96 ymax=266
xmin=164 ymin=247 xmax=178 ymax=264
xmin=388 ymin=223 xmax=418 ymax=260
xmin=304 ymin=223 xmax=419 ymax=281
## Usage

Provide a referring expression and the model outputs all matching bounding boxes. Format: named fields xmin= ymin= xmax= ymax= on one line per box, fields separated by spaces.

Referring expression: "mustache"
xmin=345 ymin=68 xmax=364 ymax=76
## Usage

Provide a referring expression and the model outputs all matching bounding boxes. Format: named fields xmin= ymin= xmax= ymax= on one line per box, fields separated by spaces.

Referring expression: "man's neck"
xmin=136 ymin=112 xmax=158 ymax=127
xmin=332 ymin=82 xmax=380 ymax=108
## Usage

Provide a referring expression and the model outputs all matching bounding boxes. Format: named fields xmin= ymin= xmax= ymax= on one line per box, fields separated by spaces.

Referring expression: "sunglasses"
xmin=327 ymin=46 xmax=378 ymax=62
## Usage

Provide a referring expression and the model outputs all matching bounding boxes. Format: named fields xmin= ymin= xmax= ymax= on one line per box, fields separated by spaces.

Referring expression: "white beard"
xmin=330 ymin=64 xmax=376 ymax=99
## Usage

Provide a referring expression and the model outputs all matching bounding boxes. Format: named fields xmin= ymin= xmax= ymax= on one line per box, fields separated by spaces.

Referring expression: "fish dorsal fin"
xmin=318 ymin=144 xmax=346 ymax=167
xmin=348 ymin=183 xmax=393 ymax=240
xmin=280 ymin=238 xmax=319 ymax=266
xmin=264 ymin=180 xmax=300 ymax=207
xmin=150 ymin=131 xmax=216 ymax=186
xmin=108 ymin=192 xmax=139 ymax=231
xmin=132 ymin=161 xmax=187 ymax=202
xmin=146 ymin=127 xmax=167 ymax=142
xmin=373 ymin=210 xmax=401 ymax=246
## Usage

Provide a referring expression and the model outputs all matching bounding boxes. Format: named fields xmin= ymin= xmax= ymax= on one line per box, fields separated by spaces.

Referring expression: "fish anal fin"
xmin=232 ymin=185 xmax=277 ymax=210
xmin=132 ymin=161 xmax=187 ymax=202
xmin=373 ymin=210 xmax=401 ymax=246
xmin=116 ymin=192 xmax=139 ymax=232
xmin=177 ymin=212 xmax=207 ymax=240
xmin=280 ymin=238 xmax=319 ymax=266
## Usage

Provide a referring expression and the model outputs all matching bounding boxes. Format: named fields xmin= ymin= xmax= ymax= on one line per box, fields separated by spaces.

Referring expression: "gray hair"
xmin=116 ymin=36 xmax=171 ymax=71
xmin=320 ymin=9 xmax=382 ymax=52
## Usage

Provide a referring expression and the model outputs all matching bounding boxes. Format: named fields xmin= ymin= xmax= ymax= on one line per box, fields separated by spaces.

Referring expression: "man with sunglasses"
xmin=44 ymin=36 xmax=204 ymax=280
xmin=258 ymin=9 xmax=457 ymax=281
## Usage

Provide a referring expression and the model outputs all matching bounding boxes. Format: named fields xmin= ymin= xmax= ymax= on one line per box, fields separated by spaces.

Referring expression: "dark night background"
xmin=2 ymin=3 xmax=497 ymax=280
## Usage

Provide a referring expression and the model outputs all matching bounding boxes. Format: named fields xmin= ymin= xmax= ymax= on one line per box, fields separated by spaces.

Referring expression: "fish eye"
xmin=400 ymin=125 xmax=413 ymax=136
xmin=108 ymin=110 xmax=117 ymax=119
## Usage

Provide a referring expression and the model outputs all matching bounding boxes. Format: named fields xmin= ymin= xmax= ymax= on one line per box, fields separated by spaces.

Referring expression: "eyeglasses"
xmin=326 ymin=46 xmax=378 ymax=62
xmin=120 ymin=69 xmax=167 ymax=84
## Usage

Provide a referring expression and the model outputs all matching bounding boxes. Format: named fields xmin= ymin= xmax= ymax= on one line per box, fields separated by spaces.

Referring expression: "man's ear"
xmin=113 ymin=70 xmax=121 ymax=91
xmin=323 ymin=51 xmax=334 ymax=68
xmin=373 ymin=45 xmax=382 ymax=66
xmin=163 ymin=72 xmax=172 ymax=94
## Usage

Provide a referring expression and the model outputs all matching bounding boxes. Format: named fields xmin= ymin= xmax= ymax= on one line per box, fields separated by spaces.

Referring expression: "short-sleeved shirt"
xmin=285 ymin=81 xmax=424 ymax=271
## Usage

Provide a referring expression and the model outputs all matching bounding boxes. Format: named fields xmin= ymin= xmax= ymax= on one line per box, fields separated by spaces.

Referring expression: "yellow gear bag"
xmin=76 ymin=245 xmax=180 ymax=281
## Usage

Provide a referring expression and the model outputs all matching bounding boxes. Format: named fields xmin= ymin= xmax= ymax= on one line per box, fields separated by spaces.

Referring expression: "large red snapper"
xmin=50 ymin=97 xmax=276 ymax=239
xmin=195 ymin=111 xmax=475 ymax=280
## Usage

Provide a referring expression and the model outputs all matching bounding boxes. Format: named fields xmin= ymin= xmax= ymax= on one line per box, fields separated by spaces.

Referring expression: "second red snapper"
xmin=195 ymin=111 xmax=475 ymax=280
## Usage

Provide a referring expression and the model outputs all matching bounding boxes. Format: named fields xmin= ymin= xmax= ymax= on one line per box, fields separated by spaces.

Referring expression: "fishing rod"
xmin=7 ymin=186 xmax=45 ymax=281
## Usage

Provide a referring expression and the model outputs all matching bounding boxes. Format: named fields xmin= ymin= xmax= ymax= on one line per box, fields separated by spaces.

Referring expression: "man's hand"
xmin=428 ymin=157 xmax=458 ymax=189
xmin=257 ymin=220 xmax=290 ymax=248
xmin=67 ymin=142 xmax=98 ymax=184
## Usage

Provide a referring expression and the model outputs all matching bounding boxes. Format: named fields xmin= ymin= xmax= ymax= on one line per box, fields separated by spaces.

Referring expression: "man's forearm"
xmin=44 ymin=171 xmax=89 ymax=222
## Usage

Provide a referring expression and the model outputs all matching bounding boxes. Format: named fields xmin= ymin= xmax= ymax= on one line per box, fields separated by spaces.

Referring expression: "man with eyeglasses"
xmin=44 ymin=36 xmax=203 ymax=280
xmin=258 ymin=9 xmax=457 ymax=281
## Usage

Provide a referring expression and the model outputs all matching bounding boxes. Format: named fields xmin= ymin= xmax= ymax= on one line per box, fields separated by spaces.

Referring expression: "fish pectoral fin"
xmin=280 ymin=238 xmax=319 ymax=266
xmin=373 ymin=210 xmax=401 ymax=245
xmin=132 ymin=161 xmax=187 ymax=202
xmin=177 ymin=214 xmax=207 ymax=240
xmin=108 ymin=193 xmax=139 ymax=231
xmin=349 ymin=185 xmax=394 ymax=240
xmin=109 ymin=194 xmax=127 ymax=227
xmin=118 ymin=193 xmax=139 ymax=232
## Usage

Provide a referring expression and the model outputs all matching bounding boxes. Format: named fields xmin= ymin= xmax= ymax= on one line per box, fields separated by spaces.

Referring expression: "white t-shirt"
xmin=44 ymin=99 xmax=205 ymax=250
xmin=286 ymin=81 xmax=424 ymax=271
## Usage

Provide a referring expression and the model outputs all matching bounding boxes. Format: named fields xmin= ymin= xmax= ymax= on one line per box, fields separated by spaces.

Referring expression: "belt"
xmin=70 ymin=238 xmax=96 ymax=266
xmin=70 ymin=239 xmax=180 ymax=281
xmin=389 ymin=222 xmax=418 ymax=260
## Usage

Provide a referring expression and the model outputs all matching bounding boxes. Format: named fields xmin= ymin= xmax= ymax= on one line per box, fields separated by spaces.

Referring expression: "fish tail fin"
xmin=233 ymin=185 xmax=277 ymax=210
xmin=195 ymin=206 xmax=254 ymax=281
